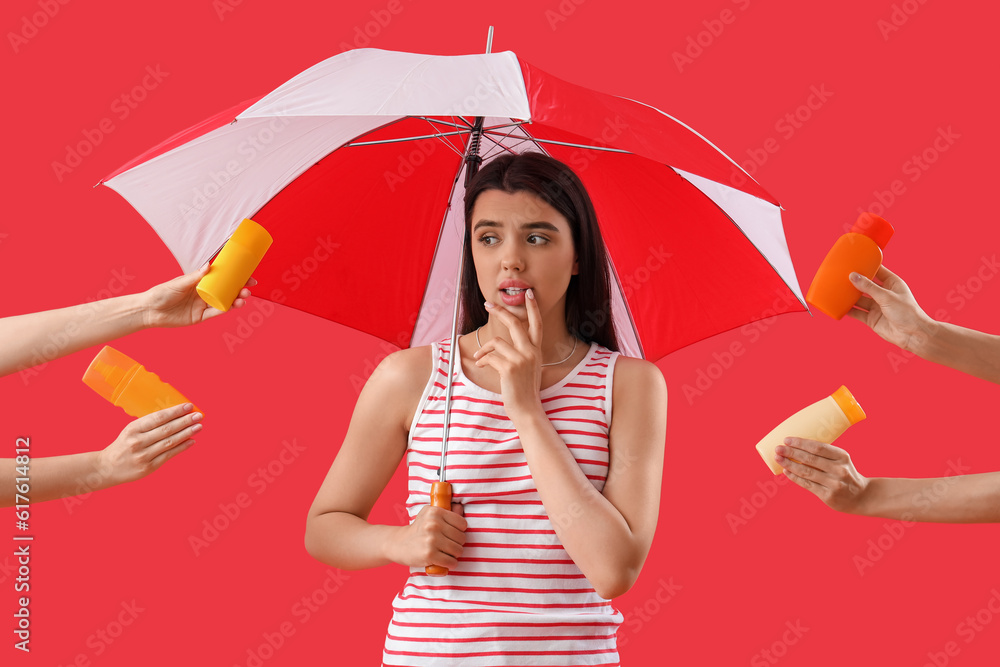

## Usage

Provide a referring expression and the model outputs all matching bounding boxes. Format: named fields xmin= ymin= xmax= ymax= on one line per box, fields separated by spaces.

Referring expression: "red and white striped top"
xmin=383 ymin=338 xmax=623 ymax=667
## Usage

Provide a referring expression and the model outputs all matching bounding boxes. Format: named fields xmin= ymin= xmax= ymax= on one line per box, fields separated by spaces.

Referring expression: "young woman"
xmin=305 ymin=152 xmax=667 ymax=665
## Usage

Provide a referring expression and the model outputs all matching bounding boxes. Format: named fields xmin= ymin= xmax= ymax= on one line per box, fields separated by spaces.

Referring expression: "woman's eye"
xmin=478 ymin=235 xmax=498 ymax=246
xmin=527 ymin=234 xmax=548 ymax=245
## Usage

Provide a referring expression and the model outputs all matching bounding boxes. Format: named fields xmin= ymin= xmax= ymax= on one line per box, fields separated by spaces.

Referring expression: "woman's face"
xmin=470 ymin=189 xmax=578 ymax=323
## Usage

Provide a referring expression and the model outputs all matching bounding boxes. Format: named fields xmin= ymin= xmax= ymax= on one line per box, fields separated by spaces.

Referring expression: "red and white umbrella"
xmin=100 ymin=46 xmax=806 ymax=362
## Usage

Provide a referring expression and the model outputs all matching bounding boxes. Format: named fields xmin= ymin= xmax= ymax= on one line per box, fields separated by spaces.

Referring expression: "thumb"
xmin=849 ymin=272 xmax=883 ymax=297
xmin=175 ymin=262 xmax=211 ymax=288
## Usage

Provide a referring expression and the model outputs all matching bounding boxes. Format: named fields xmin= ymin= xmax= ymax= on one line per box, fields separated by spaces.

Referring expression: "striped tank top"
xmin=382 ymin=338 xmax=624 ymax=667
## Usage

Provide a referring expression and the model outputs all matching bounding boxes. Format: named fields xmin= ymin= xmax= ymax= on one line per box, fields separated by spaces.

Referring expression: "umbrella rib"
xmin=525 ymin=137 xmax=633 ymax=153
xmin=421 ymin=118 xmax=470 ymax=158
xmin=481 ymin=122 xmax=527 ymax=132
xmin=480 ymin=125 xmax=530 ymax=160
xmin=413 ymin=116 xmax=473 ymax=130
xmin=346 ymin=130 xmax=472 ymax=147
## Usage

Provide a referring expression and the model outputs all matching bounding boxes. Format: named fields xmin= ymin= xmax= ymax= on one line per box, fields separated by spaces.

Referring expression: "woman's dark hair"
xmin=460 ymin=152 xmax=619 ymax=352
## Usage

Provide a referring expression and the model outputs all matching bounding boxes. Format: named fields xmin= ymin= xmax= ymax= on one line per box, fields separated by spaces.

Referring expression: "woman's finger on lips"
xmin=524 ymin=288 xmax=543 ymax=348
xmin=485 ymin=301 xmax=531 ymax=347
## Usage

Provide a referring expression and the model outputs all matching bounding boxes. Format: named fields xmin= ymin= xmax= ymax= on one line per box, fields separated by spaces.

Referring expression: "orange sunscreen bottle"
xmin=196 ymin=218 xmax=272 ymax=312
xmin=82 ymin=346 xmax=201 ymax=418
xmin=755 ymin=386 xmax=866 ymax=475
xmin=806 ymin=213 xmax=894 ymax=319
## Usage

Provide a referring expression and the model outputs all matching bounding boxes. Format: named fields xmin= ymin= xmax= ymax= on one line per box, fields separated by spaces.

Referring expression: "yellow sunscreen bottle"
xmin=755 ymin=386 xmax=866 ymax=474
xmin=196 ymin=218 xmax=272 ymax=312
xmin=82 ymin=346 xmax=201 ymax=418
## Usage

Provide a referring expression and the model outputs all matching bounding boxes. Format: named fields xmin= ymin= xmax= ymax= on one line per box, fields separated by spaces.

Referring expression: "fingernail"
xmin=192 ymin=423 xmax=203 ymax=433
xmin=775 ymin=446 xmax=786 ymax=455
xmin=484 ymin=301 xmax=494 ymax=309
xmin=192 ymin=413 xmax=204 ymax=422
xmin=783 ymin=437 xmax=793 ymax=445
xmin=527 ymin=288 xmax=534 ymax=300
xmin=850 ymin=272 xmax=861 ymax=281
xmin=184 ymin=403 xmax=194 ymax=411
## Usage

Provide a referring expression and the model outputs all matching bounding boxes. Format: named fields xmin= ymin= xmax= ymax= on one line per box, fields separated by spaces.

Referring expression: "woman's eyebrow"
xmin=473 ymin=220 xmax=561 ymax=232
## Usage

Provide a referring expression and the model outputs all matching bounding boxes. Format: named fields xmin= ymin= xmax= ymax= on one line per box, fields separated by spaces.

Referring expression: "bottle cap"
xmin=850 ymin=212 xmax=894 ymax=251
xmin=830 ymin=385 xmax=866 ymax=425
xmin=82 ymin=346 xmax=141 ymax=403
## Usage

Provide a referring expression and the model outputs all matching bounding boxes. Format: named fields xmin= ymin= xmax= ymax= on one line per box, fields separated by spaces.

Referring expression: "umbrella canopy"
xmin=101 ymin=47 xmax=806 ymax=361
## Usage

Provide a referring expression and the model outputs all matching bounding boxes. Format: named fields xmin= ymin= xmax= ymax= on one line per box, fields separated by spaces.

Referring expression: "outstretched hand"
xmin=776 ymin=437 xmax=870 ymax=514
xmin=98 ymin=403 xmax=203 ymax=487
xmin=847 ymin=265 xmax=935 ymax=353
xmin=472 ymin=290 xmax=544 ymax=419
xmin=142 ymin=263 xmax=256 ymax=328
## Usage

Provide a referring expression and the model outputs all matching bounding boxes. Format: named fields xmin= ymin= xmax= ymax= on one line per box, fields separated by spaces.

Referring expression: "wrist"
xmin=379 ymin=523 xmax=406 ymax=566
xmin=905 ymin=314 xmax=940 ymax=358
xmin=135 ymin=290 xmax=161 ymax=329
xmin=88 ymin=450 xmax=121 ymax=491
xmin=851 ymin=476 xmax=881 ymax=517
xmin=508 ymin=405 xmax=554 ymax=445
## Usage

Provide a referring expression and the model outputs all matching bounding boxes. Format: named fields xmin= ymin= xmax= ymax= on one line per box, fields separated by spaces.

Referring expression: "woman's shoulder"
xmin=610 ymin=353 xmax=666 ymax=400
xmin=366 ymin=344 xmax=435 ymax=391
xmin=355 ymin=345 xmax=435 ymax=430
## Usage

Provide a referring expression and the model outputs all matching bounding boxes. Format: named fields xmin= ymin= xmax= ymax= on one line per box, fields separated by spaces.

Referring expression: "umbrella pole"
xmin=426 ymin=130 xmax=484 ymax=579
xmin=425 ymin=27 xmax=494 ymax=578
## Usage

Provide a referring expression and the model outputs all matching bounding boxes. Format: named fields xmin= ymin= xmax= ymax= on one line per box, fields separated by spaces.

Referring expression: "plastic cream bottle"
xmin=755 ymin=386 xmax=866 ymax=475
xmin=806 ymin=213 xmax=894 ymax=319
xmin=197 ymin=218 xmax=272 ymax=312
xmin=82 ymin=346 xmax=201 ymax=418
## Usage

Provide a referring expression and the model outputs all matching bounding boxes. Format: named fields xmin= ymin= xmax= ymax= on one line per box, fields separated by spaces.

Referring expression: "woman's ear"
xmin=572 ymin=253 xmax=579 ymax=275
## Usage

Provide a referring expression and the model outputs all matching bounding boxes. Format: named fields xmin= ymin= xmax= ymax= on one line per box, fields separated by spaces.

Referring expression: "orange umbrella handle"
xmin=425 ymin=481 xmax=453 ymax=577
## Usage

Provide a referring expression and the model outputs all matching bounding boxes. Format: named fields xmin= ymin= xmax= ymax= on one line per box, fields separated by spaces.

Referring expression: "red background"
xmin=3 ymin=0 xmax=998 ymax=665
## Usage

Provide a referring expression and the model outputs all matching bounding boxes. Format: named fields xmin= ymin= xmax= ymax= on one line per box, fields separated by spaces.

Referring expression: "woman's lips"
xmin=499 ymin=287 xmax=527 ymax=306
